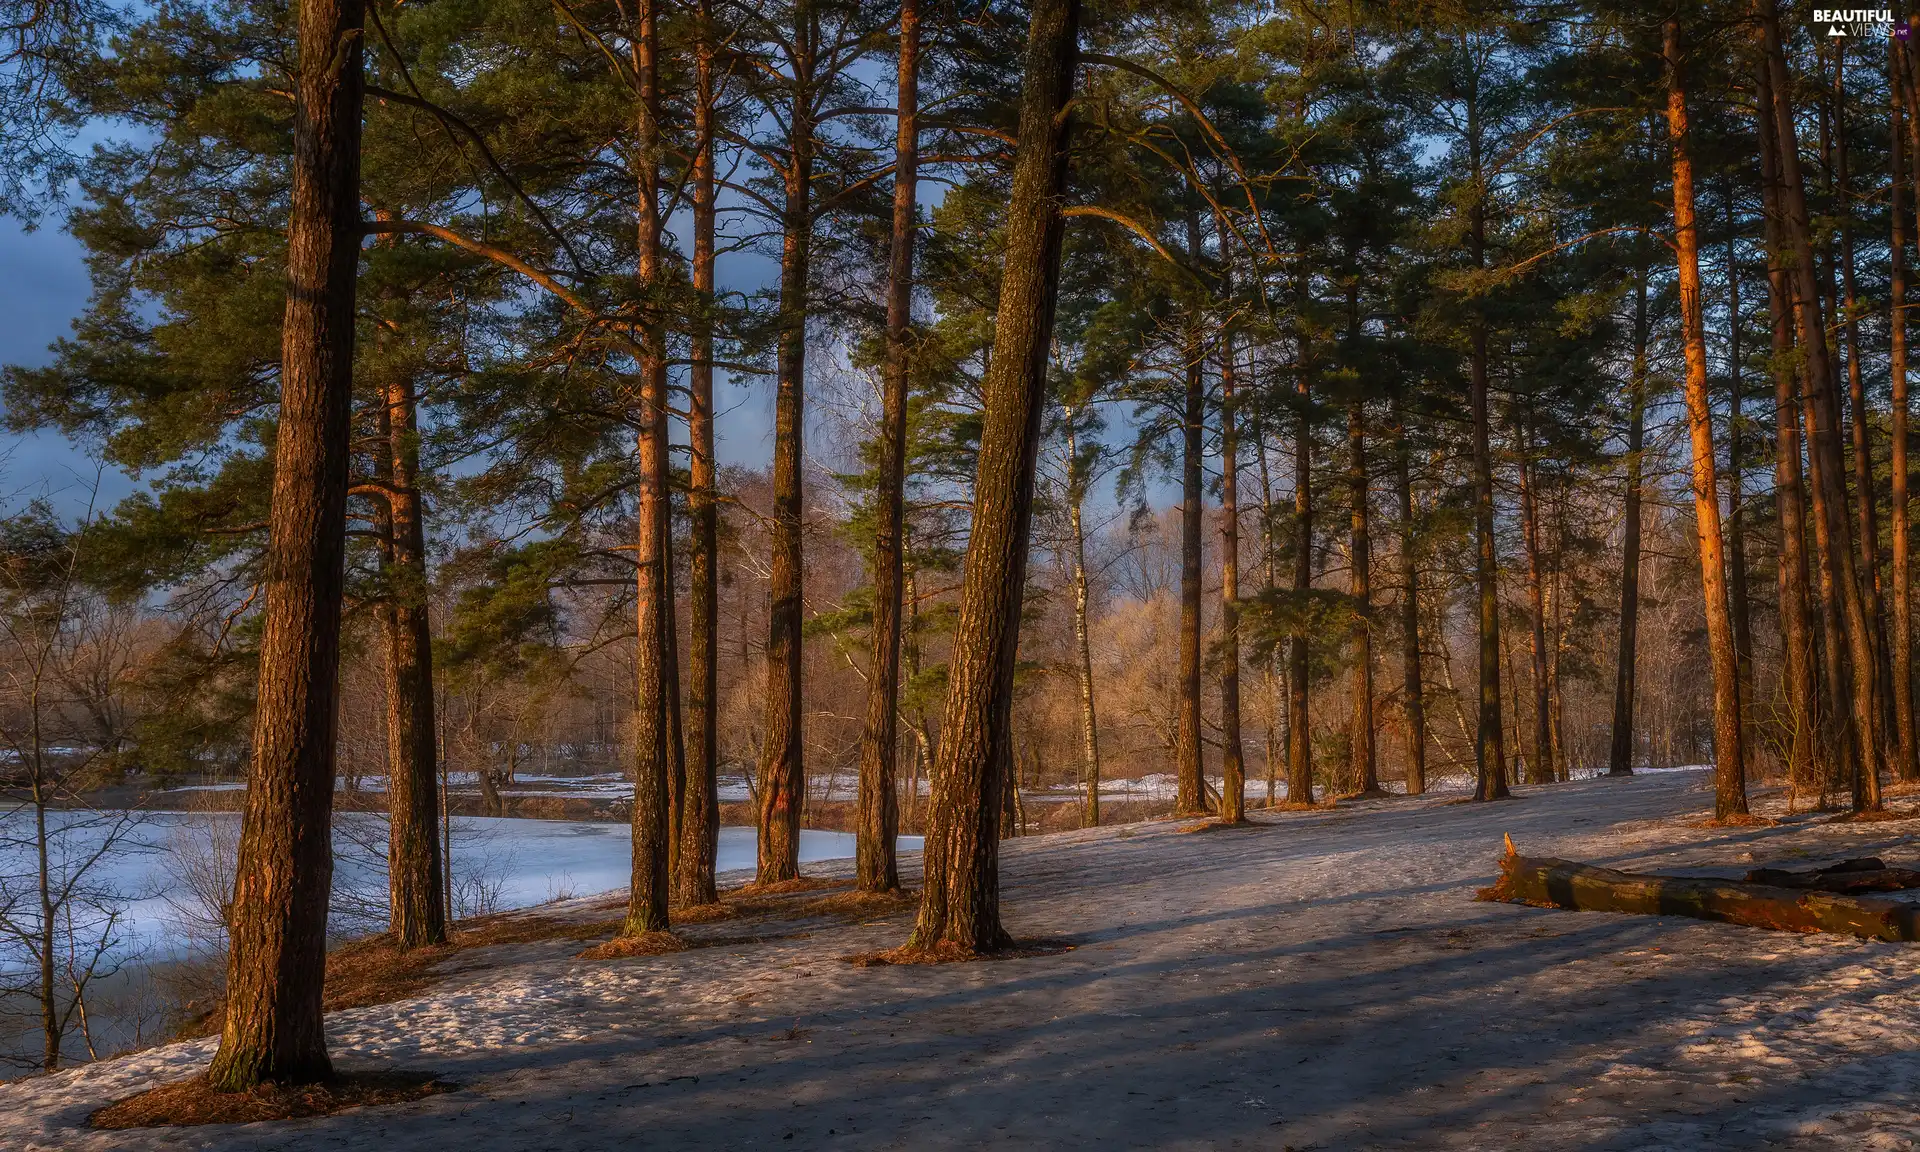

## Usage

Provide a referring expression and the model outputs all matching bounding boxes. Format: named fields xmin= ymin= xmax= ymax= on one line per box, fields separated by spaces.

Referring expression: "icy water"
xmin=0 ymin=809 xmax=923 ymax=971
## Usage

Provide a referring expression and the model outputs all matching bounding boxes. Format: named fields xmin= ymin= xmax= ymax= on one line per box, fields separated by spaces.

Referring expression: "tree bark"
xmin=1175 ymin=230 xmax=1206 ymax=816
xmin=757 ymin=8 xmax=817 ymax=882
xmin=1760 ymin=0 xmax=1882 ymax=811
xmin=381 ymin=371 xmax=445 ymax=948
xmin=1665 ymin=17 xmax=1747 ymax=820
xmin=207 ymin=0 xmax=363 ymax=1089
xmin=1219 ymin=328 xmax=1246 ymax=822
xmin=1066 ymin=418 xmax=1101 ymax=827
xmin=1895 ymin=32 xmax=1919 ymax=782
xmin=1608 ymin=250 xmax=1650 ymax=777
xmin=1347 ymin=393 xmax=1378 ymax=795
xmin=903 ymin=0 xmax=1078 ymax=956
xmin=1758 ymin=53 xmax=1818 ymax=798
xmin=1518 ymin=423 xmax=1553 ymax=785
xmin=1287 ymin=282 xmax=1316 ymax=807
xmin=624 ymin=0 xmax=673 ymax=935
xmin=1256 ymin=409 xmax=1283 ymax=806
xmin=1393 ymin=388 xmax=1425 ymax=795
xmin=1725 ymin=190 xmax=1755 ymax=737
xmin=1482 ymin=849 xmax=1920 ymax=943
xmin=676 ymin=7 xmax=721 ymax=907
xmin=1835 ymin=53 xmax=1895 ymax=778
xmin=855 ymin=0 xmax=918 ymax=893
xmin=1467 ymin=90 xmax=1508 ymax=801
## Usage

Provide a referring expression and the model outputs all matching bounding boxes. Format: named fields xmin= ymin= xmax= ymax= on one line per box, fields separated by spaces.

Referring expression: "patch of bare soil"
xmin=90 ymin=1071 xmax=454 ymax=1129
xmin=843 ymin=938 xmax=1075 ymax=967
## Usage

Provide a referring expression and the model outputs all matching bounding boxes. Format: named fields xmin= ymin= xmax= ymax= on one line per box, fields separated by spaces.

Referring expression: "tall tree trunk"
xmin=1543 ymin=545 xmax=1559 ymax=779
xmin=1347 ymin=393 xmax=1378 ymax=795
xmin=1759 ymin=53 xmax=1818 ymax=798
xmin=382 ymin=372 xmax=445 ymax=948
xmin=1725 ymin=191 xmax=1754 ymax=729
xmin=1287 ymin=284 xmax=1316 ymax=807
xmin=207 ymin=0 xmax=363 ymax=1089
xmin=1794 ymin=21 xmax=1854 ymax=805
xmin=1836 ymin=52 xmax=1894 ymax=775
xmin=1806 ymin=343 xmax=1857 ymax=802
xmin=1256 ymin=409 xmax=1283 ymax=806
xmin=855 ymin=0 xmax=918 ymax=893
xmin=904 ymin=559 xmax=926 ymax=828
xmin=1219 ymin=329 xmax=1246 ymax=822
xmin=1175 ymin=224 xmax=1206 ymax=816
xmin=1393 ymin=388 xmax=1425 ymax=795
xmin=1760 ymin=0 xmax=1882 ymax=811
xmin=904 ymin=0 xmax=1078 ymax=956
xmin=624 ymin=0 xmax=674 ymax=935
xmin=676 ymin=8 xmax=721 ymax=907
xmin=1894 ymin=32 xmax=1919 ymax=782
xmin=1609 ymin=252 xmax=1650 ymax=777
xmin=1666 ymin=16 xmax=1746 ymax=817
xmin=1518 ymin=423 xmax=1553 ymax=785
xmin=1066 ymin=418 xmax=1101 ymax=827
xmin=1468 ymin=98 xmax=1508 ymax=801
xmin=757 ymin=12 xmax=817 ymax=882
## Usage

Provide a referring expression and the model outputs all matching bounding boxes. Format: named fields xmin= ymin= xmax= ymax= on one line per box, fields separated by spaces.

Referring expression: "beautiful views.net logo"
xmin=1813 ymin=8 xmax=1907 ymax=37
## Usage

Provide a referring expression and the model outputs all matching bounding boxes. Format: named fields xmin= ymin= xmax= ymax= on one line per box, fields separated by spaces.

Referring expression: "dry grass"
xmin=1336 ymin=788 xmax=1396 ymax=802
xmin=727 ymin=877 xmax=849 ymax=899
xmin=578 ymin=931 xmax=685 ymax=960
xmin=790 ymin=889 xmax=920 ymax=919
xmin=669 ymin=901 xmax=740 ymax=924
xmin=91 ymin=1072 xmax=454 ymax=1129
xmin=844 ymin=938 xmax=1074 ymax=967
xmin=1442 ymin=794 xmax=1526 ymax=807
xmin=1826 ymin=808 xmax=1918 ymax=824
xmin=1177 ymin=817 xmax=1276 ymax=834
xmin=1686 ymin=813 xmax=1780 ymax=829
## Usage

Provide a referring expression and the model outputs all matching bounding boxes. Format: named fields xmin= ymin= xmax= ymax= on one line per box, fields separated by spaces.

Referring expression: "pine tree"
xmin=207 ymin=0 xmax=365 ymax=1091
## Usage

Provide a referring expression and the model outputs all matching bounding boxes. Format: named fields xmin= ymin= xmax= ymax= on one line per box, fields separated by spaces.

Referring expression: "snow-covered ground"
xmin=15 ymin=768 xmax=1920 ymax=1149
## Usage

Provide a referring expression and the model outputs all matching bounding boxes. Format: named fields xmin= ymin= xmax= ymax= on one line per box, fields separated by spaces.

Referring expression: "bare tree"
xmin=0 ymin=494 xmax=144 ymax=1072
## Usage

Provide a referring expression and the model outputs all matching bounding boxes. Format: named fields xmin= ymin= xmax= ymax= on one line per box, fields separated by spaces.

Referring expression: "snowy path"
xmin=8 ymin=770 xmax=1920 ymax=1150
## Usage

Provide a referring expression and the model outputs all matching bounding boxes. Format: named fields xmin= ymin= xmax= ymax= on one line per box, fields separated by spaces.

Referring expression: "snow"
xmin=15 ymin=770 xmax=1920 ymax=1147
xmin=444 ymin=818 xmax=921 ymax=910
xmin=0 ymin=811 xmax=922 ymax=972
xmin=164 ymin=772 xmax=790 ymax=803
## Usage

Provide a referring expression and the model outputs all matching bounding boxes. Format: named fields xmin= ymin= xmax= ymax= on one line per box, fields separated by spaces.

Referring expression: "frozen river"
xmin=0 ymin=809 xmax=922 ymax=971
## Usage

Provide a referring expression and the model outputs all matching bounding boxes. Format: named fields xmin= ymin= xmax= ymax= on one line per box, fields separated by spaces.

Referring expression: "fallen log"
xmin=1740 ymin=858 xmax=1920 ymax=894
xmin=1478 ymin=839 xmax=1920 ymax=942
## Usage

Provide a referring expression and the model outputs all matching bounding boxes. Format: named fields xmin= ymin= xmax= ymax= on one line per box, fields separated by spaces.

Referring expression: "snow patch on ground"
xmin=13 ymin=770 xmax=1920 ymax=1149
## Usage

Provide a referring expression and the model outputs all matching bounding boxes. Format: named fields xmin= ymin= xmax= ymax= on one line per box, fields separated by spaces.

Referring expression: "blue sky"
xmin=0 ymin=218 xmax=135 ymax=512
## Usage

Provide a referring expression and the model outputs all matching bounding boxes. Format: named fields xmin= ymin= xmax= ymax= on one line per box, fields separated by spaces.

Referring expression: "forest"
xmin=1 ymin=0 xmax=1918 ymax=1136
